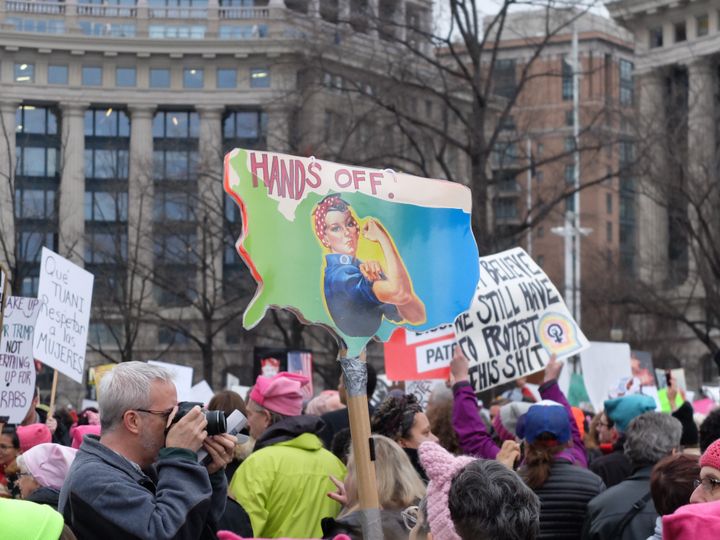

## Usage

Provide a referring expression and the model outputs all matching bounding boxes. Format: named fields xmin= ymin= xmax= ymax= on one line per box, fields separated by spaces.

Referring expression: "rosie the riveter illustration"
xmin=312 ymin=195 xmax=426 ymax=337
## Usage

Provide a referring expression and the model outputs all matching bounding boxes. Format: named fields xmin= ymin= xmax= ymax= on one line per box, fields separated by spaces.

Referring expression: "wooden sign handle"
xmin=339 ymin=349 xmax=383 ymax=539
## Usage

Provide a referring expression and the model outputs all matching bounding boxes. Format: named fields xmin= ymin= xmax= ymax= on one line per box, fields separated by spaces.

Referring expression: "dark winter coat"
xmin=582 ymin=466 xmax=657 ymax=540
xmin=59 ymin=435 xmax=226 ymax=540
xmin=532 ymin=460 xmax=606 ymax=539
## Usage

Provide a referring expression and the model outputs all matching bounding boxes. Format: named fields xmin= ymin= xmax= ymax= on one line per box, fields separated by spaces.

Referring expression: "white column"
xmin=59 ymin=102 xmax=88 ymax=265
xmin=687 ymin=57 xmax=717 ymax=280
xmin=637 ymin=70 xmax=668 ymax=284
xmin=368 ymin=0 xmax=378 ymax=37
xmin=0 ymin=101 xmax=20 ymax=272
xmin=266 ymin=105 xmax=289 ymax=153
xmin=127 ymin=104 xmax=155 ymax=305
xmin=339 ymin=0 xmax=350 ymax=21
xmin=197 ymin=105 xmax=225 ymax=303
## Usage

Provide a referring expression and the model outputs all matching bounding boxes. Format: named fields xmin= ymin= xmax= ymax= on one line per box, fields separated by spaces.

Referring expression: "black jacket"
xmin=533 ymin=461 xmax=606 ymax=539
xmin=582 ymin=466 xmax=657 ymax=540
xmin=589 ymin=437 xmax=632 ymax=488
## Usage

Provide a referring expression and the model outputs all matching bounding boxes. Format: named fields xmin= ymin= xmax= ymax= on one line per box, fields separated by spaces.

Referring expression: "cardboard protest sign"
xmin=405 ymin=379 xmax=445 ymax=410
xmin=453 ymin=248 xmax=589 ymax=393
xmin=149 ymin=360 xmax=194 ymax=401
xmin=384 ymin=325 xmax=456 ymax=381
xmin=580 ymin=341 xmax=632 ymax=413
xmin=224 ymin=149 xmax=479 ymax=356
xmin=0 ymin=296 xmax=41 ymax=423
xmin=287 ymin=350 xmax=314 ymax=399
xmin=34 ymin=248 xmax=94 ymax=383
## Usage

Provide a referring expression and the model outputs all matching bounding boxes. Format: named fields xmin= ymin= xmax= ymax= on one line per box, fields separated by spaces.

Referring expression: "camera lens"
xmin=205 ymin=410 xmax=227 ymax=436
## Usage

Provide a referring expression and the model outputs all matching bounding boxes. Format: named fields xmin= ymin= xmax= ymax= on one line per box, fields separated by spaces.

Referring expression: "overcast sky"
xmin=432 ymin=0 xmax=611 ymax=36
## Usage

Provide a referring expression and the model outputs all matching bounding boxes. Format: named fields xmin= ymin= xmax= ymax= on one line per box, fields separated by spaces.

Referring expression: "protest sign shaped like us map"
xmin=34 ymin=248 xmax=94 ymax=383
xmin=454 ymin=247 xmax=589 ymax=393
xmin=223 ymin=149 xmax=479 ymax=357
xmin=0 ymin=296 xmax=41 ymax=423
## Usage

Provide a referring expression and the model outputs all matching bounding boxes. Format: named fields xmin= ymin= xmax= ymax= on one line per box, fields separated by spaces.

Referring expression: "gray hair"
xmin=624 ymin=412 xmax=682 ymax=467
xmin=99 ymin=362 xmax=174 ymax=432
xmin=449 ymin=459 xmax=540 ymax=540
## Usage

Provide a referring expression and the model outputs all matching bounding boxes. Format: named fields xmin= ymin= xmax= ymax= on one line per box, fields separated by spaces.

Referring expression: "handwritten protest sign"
xmin=34 ymin=248 xmax=94 ymax=383
xmin=1 ymin=296 xmax=41 ymax=423
xmin=384 ymin=325 xmax=456 ymax=381
xmin=454 ymin=247 xmax=589 ymax=393
xmin=224 ymin=149 xmax=479 ymax=356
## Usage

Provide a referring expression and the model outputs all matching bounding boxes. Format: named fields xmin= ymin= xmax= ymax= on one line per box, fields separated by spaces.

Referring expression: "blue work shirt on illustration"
xmin=324 ymin=254 xmax=402 ymax=337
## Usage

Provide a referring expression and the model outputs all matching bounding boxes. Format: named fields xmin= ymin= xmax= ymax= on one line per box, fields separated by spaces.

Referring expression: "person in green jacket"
xmin=229 ymin=372 xmax=347 ymax=538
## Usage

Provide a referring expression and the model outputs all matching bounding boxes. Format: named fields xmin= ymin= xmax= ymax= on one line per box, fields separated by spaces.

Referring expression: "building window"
xmin=697 ymin=14 xmax=709 ymax=37
xmin=82 ymin=66 xmax=103 ymax=86
xmin=6 ymin=17 xmax=65 ymax=33
xmin=218 ymin=24 xmax=268 ymax=39
xmin=606 ymin=193 xmax=613 ymax=214
xmin=16 ymin=105 xmax=57 ymax=135
xmin=150 ymin=68 xmax=171 ymax=88
xmin=47 ymin=65 xmax=68 ymax=85
xmin=493 ymin=59 xmax=516 ymax=98
xmin=19 ymin=232 xmax=54 ymax=262
xmin=84 ymin=108 xmax=130 ymax=138
xmin=84 ymin=149 xmax=129 ymax=179
xmin=116 ymin=67 xmax=136 ymax=87
xmin=153 ymin=110 xmax=199 ymax=139
xmin=85 ymin=231 xmax=127 ymax=263
xmin=537 ymin=226 xmax=544 ymax=238
xmin=153 ymin=191 xmax=193 ymax=221
xmin=217 ymin=68 xmax=237 ymax=89
xmin=619 ymin=59 xmax=634 ymax=106
xmin=565 ymin=196 xmax=575 ymax=213
xmin=649 ymin=27 xmax=663 ymax=48
xmin=250 ymin=68 xmax=270 ymax=88
xmin=149 ymin=25 xmax=206 ymax=39
xmin=564 ymin=136 xmax=575 ymax=152
xmin=223 ymin=110 xmax=267 ymax=148
xmin=674 ymin=21 xmax=686 ymax=43
xmin=15 ymin=188 xmax=55 ymax=219
xmin=79 ymin=21 xmax=136 ymax=37
xmin=562 ymin=57 xmax=573 ymax=100
xmin=565 ymin=110 xmax=574 ymax=127
xmin=85 ymin=191 xmax=128 ymax=222
xmin=14 ymin=62 xmax=34 ymax=83
xmin=564 ymin=164 xmax=575 ymax=184
xmin=183 ymin=68 xmax=204 ymax=89
xmin=537 ymin=255 xmax=544 ymax=267
xmin=606 ymin=221 xmax=613 ymax=242
xmin=493 ymin=198 xmax=518 ymax=220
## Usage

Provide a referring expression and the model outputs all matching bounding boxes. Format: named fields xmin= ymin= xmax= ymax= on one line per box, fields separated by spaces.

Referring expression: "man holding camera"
xmin=59 ymin=362 xmax=235 ymax=540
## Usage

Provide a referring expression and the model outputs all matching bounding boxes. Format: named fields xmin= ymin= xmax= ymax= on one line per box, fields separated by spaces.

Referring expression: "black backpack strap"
xmin=611 ymin=491 xmax=653 ymax=538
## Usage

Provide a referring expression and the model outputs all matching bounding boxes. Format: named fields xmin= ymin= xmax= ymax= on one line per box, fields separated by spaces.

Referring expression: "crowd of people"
xmin=2 ymin=348 xmax=720 ymax=539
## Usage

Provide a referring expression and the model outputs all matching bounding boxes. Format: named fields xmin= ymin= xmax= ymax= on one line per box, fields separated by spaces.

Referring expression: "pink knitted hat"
xmin=16 ymin=423 xmax=52 ymax=452
xmin=249 ymin=372 xmax=310 ymax=417
xmin=20 ymin=443 xmax=77 ymax=490
xmin=700 ymin=438 xmax=720 ymax=470
xmin=69 ymin=424 xmax=101 ymax=449
xmin=419 ymin=441 xmax=475 ymax=540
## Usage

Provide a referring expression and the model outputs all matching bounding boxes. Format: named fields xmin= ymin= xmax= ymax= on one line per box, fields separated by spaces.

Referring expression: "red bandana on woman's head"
xmin=313 ymin=195 xmax=347 ymax=245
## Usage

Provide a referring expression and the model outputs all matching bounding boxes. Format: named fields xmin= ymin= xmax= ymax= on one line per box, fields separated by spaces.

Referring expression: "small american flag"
xmin=287 ymin=350 xmax=313 ymax=399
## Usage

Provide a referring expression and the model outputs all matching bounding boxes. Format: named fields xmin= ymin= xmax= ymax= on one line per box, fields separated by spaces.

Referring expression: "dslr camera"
xmin=171 ymin=401 xmax=227 ymax=436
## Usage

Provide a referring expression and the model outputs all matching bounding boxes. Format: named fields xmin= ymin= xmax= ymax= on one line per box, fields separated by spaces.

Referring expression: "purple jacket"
xmin=452 ymin=379 xmax=587 ymax=467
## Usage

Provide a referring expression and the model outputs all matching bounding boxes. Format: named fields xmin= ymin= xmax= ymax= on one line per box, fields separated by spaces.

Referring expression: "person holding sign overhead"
xmin=312 ymin=195 xmax=426 ymax=337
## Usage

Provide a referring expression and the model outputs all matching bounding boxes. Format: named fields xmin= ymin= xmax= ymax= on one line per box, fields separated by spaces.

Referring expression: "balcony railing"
xmin=77 ymin=5 xmax=137 ymax=17
xmin=148 ymin=7 xmax=208 ymax=19
xmin=219 ymin=7 xmax=269 ymax=19
xmin=6 ymin=0 xmax=64 ymax=15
